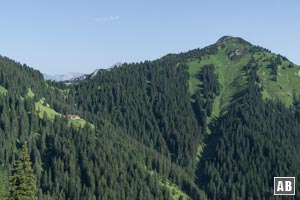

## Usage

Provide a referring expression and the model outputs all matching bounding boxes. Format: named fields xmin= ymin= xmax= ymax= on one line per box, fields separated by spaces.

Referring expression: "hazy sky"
xmin=0 ymin=0 xmax=299 ymax=74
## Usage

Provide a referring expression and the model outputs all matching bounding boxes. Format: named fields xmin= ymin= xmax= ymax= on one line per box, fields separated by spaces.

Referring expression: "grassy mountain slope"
xmin=187 ymin=36 xmax=300 ymax=113
xmin=177 ymin=36 xmax=300 ymax=199
xmin=255 ymin=51 xmax=300 ymax=105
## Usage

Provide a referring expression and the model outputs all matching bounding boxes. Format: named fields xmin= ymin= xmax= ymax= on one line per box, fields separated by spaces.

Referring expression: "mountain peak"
xmin=216 ymin=36 xmax=251 ymax=46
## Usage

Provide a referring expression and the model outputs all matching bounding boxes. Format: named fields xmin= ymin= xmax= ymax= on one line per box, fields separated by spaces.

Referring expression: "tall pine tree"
xmin=8 ymin=142 xmax=37 ymax=200
xmin=0 ymin=169 xmax=7 ymax=200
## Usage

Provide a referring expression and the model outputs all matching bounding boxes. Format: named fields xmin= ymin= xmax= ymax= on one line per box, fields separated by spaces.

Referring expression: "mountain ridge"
xmin=43 ymin=62 xmax=123 ymax=82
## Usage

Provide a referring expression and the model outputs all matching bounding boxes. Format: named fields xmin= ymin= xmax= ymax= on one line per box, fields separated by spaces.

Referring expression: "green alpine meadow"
xmin=1 ymin=36 xmax=300 ymax=199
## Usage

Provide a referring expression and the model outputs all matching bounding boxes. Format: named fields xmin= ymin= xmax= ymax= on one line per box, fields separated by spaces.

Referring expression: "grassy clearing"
xmin=68 ymin=118 xmax=89 ymax=128
xmin=160 ymin=180 xmax=189 ymax=200
xmin=35 ymin=98 xmax=94 ymax=128
xmin=187 ymin=51 xmax=227 ymax=97
xmin=187 ymin=49 xmax=250 ymax=118
xmin=144 ymin=167 xmax=190 ymax=200
xmin=0 ymin=85 xmax=8 ymax=95
xmin=196 ymin=143 xmax=204 ymax=162
xmin=256 ymin=52 xmax=300 ymax=106
xmin=27 ymin=88 xmax=35 ymax=98
xmin=187 ymin=60 xmax=203 ymax=96
xmin=35 ymin=98 xmax=61 ymax=120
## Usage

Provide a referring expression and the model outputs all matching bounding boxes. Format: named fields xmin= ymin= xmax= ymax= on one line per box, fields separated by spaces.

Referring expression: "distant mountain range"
xmin=43 ymin=72 xmax=84 ymax=82
xmin=43 ymin=62 xmax=122 ymax=82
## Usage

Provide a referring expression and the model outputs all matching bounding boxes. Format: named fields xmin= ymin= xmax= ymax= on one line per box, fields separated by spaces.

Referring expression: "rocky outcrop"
xmin=228 ymin=48 xmax=248 ymax=60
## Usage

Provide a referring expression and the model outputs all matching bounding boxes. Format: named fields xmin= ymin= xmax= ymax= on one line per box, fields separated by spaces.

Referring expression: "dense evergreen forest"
xmin=0 ymin=36 xmax=300 ymax=199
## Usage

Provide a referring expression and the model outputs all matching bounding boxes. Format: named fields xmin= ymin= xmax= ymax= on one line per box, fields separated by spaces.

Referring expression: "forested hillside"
xmin=1 ymin=36 xmax=300 ymax=199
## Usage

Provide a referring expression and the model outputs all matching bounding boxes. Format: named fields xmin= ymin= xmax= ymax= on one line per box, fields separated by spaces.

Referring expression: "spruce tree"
xmin=0 ymin=169 xmax=7 ymax=200
xmin=8 ymin=142 xmax=37 ymax=200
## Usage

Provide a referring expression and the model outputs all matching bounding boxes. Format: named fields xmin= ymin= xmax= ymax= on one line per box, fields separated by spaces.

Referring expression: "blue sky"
xmin=0 ymin=0 xmax=299 ymax=74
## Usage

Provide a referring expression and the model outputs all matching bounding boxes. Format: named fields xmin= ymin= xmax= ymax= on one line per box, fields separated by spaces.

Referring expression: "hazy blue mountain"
xmin=43 ymin=72 xmax=84 ymax=81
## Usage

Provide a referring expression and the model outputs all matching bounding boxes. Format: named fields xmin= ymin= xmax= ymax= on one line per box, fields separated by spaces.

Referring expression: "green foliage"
xmin=0 ymin=85 xmax=8 ymax=96
xmin=9 ymin=142 xmax=37 ymax=200
xmin=35 ymin=98 xmax=61 ymax=120
xmin=67 ymin=118 xmax=87 ymax=128
xmin=160 ymin=179 xmax=190 ymax=200
xmin=26 ymin=88 xmax=35 ymax=98
xmin=0 ymin=55 xmax=46 ymax=98
xmin=255 ymin=51 xmax=300 ymax=106
xmin=43 ymin=192 xmax=61 ymax=200
xmin=187 ymin=43 xmax=250 ymax=116
xmin=70 ymin=61 xmax=203 ymax=173
xmin=0 ymin=169 xmax=7 ymax=200
xmin=144 ymin=166 xmax=191 ymax=200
